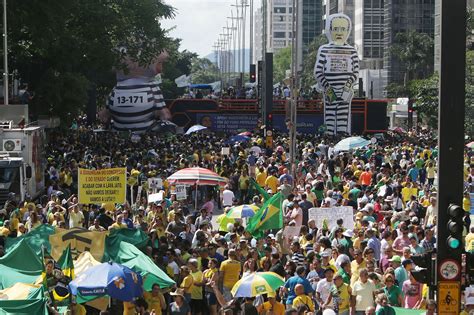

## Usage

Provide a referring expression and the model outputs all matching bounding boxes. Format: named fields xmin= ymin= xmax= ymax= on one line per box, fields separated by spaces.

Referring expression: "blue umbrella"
xmin=334 ymin=136 xmax=370 ymax=152
xmin=185 ymin=124 xmax=207 ymax=135
xmin=226 ymin=135 xmax=250 ymax=144
xmin=69 ymin=262 xmax=143 ymax=302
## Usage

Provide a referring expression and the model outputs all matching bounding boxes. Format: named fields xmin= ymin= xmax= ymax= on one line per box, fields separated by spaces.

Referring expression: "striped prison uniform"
xmin=107 ymin=78 xmax=165 ymax=132
xmin=314 ymin=43 xmax=359 ymax=135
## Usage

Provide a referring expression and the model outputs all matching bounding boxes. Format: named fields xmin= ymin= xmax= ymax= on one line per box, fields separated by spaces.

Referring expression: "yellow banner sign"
xmin=49 ymin=228 xmax=108 ymax=262
xmin=78 ymin=168 xmax=126 ymax=204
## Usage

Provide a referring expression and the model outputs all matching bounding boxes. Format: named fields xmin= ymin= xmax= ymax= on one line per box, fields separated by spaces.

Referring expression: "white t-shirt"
xmin=69 ymin=210 xmax=84 ymax=228
xmin=168 ymin=261 xmax=180 ymax=275
xmin=352 ymin=280 xmax=376 ymax=311
xmin=316 ymin=279 xmax=334 ymax=304
xmin=222 ymin=189 xmax=234 ymax=206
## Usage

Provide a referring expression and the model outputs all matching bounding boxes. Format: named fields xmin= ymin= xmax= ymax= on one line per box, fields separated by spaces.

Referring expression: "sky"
xmin=161 ymin=0 xmax=250 ymax=57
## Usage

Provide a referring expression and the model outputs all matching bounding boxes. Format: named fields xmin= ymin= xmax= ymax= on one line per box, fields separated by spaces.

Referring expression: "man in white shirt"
xmin=316 ymin=268 xmax=335 ymax=310
xmin=69 ymin=204 xmax=84 ymax=228
xmin=351 ymin=269 xmax=376 ymax=315
xmin=221 ymin=185 xmax=234 ymax=207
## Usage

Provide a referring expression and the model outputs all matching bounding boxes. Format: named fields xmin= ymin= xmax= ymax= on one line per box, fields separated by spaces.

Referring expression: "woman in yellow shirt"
xmin=203 ymin=258 xmax=219 ymax=315
xmin=180 ymin=266 xmax=193 ymax=303
xmin=143 ymin=284 xmax=166 ymax=315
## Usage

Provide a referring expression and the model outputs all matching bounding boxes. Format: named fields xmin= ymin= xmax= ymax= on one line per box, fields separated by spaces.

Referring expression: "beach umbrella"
xmin=185 ymin=124 xmax=207 ymax=135
xmin=167 ymin=167 xmax=228 ymax=209
xmin=334 ymin=136 xmax=370 ymax=152
xmin=167 ymin=167 xmax=228 ymax=187
xmin=226 ymin=204 xmax=259 ymax=218
xmin=68 ymin=262 xmax=142 ymax=302
xmin=466 ymin=141 xmax=474 ymax=149
xmin=231 ymin=272 xmax=285 ymax=297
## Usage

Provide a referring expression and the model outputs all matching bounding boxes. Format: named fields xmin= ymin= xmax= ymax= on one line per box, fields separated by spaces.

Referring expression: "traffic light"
xmin=249 ymin=64 xmax=256 ymax=83
xmin=411 ymin=253 xmax=434 ymax=285
xmin=266 ymin=113 xmax=273 ymax=129
xmin=446 ymin=203 xmax=464 ymax=255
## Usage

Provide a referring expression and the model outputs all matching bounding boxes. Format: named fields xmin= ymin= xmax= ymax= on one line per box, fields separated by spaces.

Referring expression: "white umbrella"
xmin=334 ymin=136 xmax=370 ymax=152
xmin=185 ymin=124 xmax=207 ymax=135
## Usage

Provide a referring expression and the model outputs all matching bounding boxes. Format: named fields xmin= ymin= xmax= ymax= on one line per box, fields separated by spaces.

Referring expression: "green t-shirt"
xmin=384 ymin=285 xmax=403 ymax=307
xmin=338 ymin=268 xmax=351 ymax=285
xmin=375 ymin=306 xmax=396 ymax=315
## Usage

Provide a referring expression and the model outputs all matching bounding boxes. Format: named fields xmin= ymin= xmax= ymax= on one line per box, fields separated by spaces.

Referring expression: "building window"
xmin=274 ymin=7 xmax=286 ymax=13
xmin=274 ymin=32 xmax=286 ymax=38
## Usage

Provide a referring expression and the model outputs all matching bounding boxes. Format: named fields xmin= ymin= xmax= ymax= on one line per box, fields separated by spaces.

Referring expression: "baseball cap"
xmin=389 ymin=255 xmax=402 ymax=263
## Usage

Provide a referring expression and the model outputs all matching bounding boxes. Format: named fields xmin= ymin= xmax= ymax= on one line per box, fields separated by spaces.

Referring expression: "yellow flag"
xmin=49 ymin=228 xmax=108 ymax=262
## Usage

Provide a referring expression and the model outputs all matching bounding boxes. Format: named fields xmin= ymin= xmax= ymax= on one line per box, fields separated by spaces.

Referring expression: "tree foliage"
xmin=391 ymin=31 xmax=434 ymax=83
xmin=5 ymin=0 xmax=173 ymax=121
xmin=274 ymin=45 xmax=292 ymax=84
xmin=300 ymin=35 xmax=328 ymax=90
xmin=160 ymin=39 xmax=197 ymax=99
xmin=190 ymin=57 xmax=219 ymax=84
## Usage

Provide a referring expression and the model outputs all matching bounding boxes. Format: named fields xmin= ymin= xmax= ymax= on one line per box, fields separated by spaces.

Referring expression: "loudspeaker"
xmin=366 ymin=101 xmax=388 ymax=131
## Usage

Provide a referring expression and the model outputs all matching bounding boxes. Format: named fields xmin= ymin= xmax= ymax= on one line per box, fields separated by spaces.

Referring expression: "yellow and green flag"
xmin=52 ymin=245 xmax=74 ymax=302
xmin=246 ymin=192 xmax=283 ymax=238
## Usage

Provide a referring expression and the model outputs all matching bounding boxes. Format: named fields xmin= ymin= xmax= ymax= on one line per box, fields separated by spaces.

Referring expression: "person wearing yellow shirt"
xmin=188 ymin=259 xmax=204 ymax=315
xmin=220 ymin=249 xmax=242 ymax=300
xmin=123 ymin=301 xmax=136 ymax=315
xmin=292 ymin=284 xmax=315 ymax=311
xmin=256 ymin=167 xmax=267 ymax=186
xmin=463 ymin=191 xmax=471 ymax=213
xmin=203 ymin=258 xmax=219 ymax=315
xmin=265 ymin=172 xmax=279 ymax=194
xmin=466 ymin=226 xmax=474 ymax=252
xmin=143 ymin=284 xmax=166 ymax=315
xmin=179 ymin=266 xmax=193 ymax=303
xmin=258 ymin=291 xmax=285 ymax=315
xmin=0 ymin=220 xmax=10 ymax=237
xmin=216 ymin=207 xmax=236 ymax=234
xmin=350 ymin=249 xmax=367 ymax=286
xmin=108 ymin=214 xmax=127 ymax=230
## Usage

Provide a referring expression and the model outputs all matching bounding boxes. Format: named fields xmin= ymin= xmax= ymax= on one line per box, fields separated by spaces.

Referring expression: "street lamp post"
xmin=3 ymin=0 xmax=8 ymax=105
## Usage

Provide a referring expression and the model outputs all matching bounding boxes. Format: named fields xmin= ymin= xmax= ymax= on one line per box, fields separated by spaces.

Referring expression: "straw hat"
xmin=170 ymin=288 xmax=185 ymax=298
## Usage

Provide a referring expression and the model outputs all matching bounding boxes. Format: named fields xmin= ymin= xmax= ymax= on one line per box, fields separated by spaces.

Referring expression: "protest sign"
xmin=308 ymin=206 xmax=354 ymax=230
xmin=148 ymin=177 xmax=163 ymax=191
xmin=175 ymin=185 xmax=187 ymax=200
xmin=78 ymin=168 xmax=126 ymax=204
xmin=148 ymin=191 xmax=164 ymax=204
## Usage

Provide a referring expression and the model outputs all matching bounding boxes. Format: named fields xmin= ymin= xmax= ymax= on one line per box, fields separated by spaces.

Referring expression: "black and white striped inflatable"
xmin=107 ymin=79 xmax=165 ymax=132
xmin=314 ymin=13 xmax=359 ymax=135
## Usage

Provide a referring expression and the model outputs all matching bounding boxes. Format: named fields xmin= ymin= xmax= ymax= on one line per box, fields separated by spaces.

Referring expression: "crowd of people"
xmin=0 ymin=123 xmax=473 ymax=315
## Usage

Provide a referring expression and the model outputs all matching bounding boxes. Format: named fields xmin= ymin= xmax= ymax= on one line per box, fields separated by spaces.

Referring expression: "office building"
xmin=383 ymin=0 xmax=435 ymax=85
xmin=354 ymin=0 xmax=384 ymax=68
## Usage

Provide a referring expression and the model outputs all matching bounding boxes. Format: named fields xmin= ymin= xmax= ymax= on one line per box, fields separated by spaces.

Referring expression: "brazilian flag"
xmin=246 ymin=192 xmax=283 ymax=238
xmin=248 ymin=178 xmax=270 ymax=201
xmin=53 ymin=245 xmax=74 ymax=302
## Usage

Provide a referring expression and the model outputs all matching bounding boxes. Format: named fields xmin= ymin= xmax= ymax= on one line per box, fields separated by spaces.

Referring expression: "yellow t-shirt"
xmin=265 ymin=176 xmax=278 ymax=193
xmin=143 ymin=291 xmax=163 ymax=315
xmin=0 ymin=227 xmax=10 ymax=237
xmin=110 ymin=222 xmax=127 ymax=230
xmin=190 ymin=270 xmax=203 ymax=300
xmin=350 ymin=260 xmax=367 ymax=286
xmin=220 ymin=259 xmax=242 ymax=289
xmin=123 ymin=301 xmax=136 ymax=315
xmin=203 ymin=268 xmax=218 ymax=282
xmin=260 ymin=301 xmax=285 ymax=315
xmin=336 ymin=283 xmax=351 ymax=312
xmin=256 ymin=171 xmax=267 ymax=186
xmin=292 ymin=294 xmax=315 ymax=311
xmin=181 ymin=275 xmax=194 ymax=294
xmin=463 ymin=197 xmax=471 ymax=213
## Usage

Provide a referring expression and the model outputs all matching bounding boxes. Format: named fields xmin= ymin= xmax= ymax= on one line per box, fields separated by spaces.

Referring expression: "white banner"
xmin=176 ymin=185 xmax=187 ymax=200
xmin=308 ymin=206 xmax=354 ymax=230
xmin=148 ymin=191 xmax=164 ymax=204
